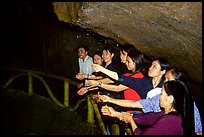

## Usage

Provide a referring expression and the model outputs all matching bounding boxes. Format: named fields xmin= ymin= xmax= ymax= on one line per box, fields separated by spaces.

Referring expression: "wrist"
xmin=98 ymin=82 xmax=102 ymax=88
xmin=114 ymin=111 xmax=122 ymax=118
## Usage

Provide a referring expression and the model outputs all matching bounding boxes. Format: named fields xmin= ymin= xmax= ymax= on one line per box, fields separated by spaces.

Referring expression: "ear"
xmin=161 ymin=70 xmax=166 ymax=75
xmin=168 ymin=95 xmax=174 ymax=104
xmin=111 ymin=53 xmax=114 ymax=58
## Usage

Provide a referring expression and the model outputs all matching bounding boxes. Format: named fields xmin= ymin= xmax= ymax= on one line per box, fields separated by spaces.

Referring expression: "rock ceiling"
xmin=53 ymin=2 xmax=202 ymax=84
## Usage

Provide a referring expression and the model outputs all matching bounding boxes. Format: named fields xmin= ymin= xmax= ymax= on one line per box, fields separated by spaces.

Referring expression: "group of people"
xmin=74 ymin=44 xmax=202 ymax=135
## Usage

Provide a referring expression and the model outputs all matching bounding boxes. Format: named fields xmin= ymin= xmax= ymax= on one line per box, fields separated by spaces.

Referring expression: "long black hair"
xmin=171 ymin=67 xmax=195 ymax=135
xmin=155 ymin=58 xmax=171 ymax=80
xmin=164 ymin=80 xmax=195 ymax=135
xmin=127 ymin=49 xmax=151 ymax=76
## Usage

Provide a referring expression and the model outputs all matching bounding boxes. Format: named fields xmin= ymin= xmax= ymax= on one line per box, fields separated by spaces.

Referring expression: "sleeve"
xmin=194 ymin=102 xmax=202 ymax=133
xmin=138 ymin=94 xmax=161 ymax=113
xmin=133 ymin=111 xmax=163 ymax=126
xmin=133 ymin=114 xmax=182 ymax=135
xmin=86 ymin=57 xmax=93 ymax=75
xmin=117 ymin=74 xmax=150 ymax=99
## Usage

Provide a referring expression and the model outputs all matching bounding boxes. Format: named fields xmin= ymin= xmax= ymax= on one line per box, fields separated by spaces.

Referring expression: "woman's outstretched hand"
xmin=92 ymin=64 xmax=104 ymax=72
xmin=98 ymin=95 xmax=112 ymax=102
xmin=101 ymin=105 xmax=117 ymax=117
xmin=75 ymin=73 xmax=85 ymax=80
xmin=77 ymin=87 xmax=88 ymax=95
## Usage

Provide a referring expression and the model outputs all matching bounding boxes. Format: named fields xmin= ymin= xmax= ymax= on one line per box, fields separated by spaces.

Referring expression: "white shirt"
xmin=146 ymin=87 xmax=162 ymax=99
xmin=78 ymin=55 xmax=93 ymax=75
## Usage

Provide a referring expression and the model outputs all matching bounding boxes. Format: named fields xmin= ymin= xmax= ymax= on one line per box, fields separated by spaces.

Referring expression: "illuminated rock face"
xmin=53 ymin=2 xmax=202 ymax=84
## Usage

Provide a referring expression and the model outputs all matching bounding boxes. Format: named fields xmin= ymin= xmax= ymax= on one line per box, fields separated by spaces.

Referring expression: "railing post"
xmin=87 ymin=96 xmax=94 ymax=124
xmin=64 ymin=81 xmax=69 ymax=107
xmin=28 ymin=72 xmax=33 ymax=96
xmin=111 ymin=123 xmax=120 ymax=135
xmin=89 ymin=96 xmax=107 ymax=135
xmin=124 ymin=127 xmax=133 ymax=135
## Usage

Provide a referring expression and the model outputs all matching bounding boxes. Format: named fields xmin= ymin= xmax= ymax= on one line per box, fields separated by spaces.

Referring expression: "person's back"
xmin=132 ymin=110 xmax=183 ymax=135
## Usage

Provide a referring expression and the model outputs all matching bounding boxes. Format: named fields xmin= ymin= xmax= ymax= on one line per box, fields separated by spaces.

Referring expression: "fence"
xmin=1 ymin=67 xmax=132 ymax=135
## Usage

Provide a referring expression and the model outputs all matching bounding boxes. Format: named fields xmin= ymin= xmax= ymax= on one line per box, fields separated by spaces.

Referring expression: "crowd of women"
xmin=75 ymin=44 xmax=202 ymax=135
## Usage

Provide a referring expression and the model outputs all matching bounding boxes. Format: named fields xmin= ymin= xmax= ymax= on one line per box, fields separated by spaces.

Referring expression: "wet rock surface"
xmin=53 ymin=2 xmax=202 ymax=84
xmin=0 ymin=89 xmax=96 ymax=135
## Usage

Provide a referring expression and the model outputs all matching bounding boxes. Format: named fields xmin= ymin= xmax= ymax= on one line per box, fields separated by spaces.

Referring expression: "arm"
xmin=75 ymin=73 xmax=103 ymax=80
xmin=121 ymin=112 xmax=138 ymax=132
xmin=88 ymin=75 xmax=104 ymax=80
xmin=138 ymin=94 xmax=161 ymax=113
xmin=99 ymin=95 xmax=143 ymax=108
xmin=101 ymin=105 xmax=139 ymax=133
xmin=118 ymin=75 xmax=150 ymax=99
xmin=100 ymin=83 xmax=128 ymax=92
xmin=93 ymin=64 xmax=150 ymax=99
xmin=132 ymin=113 xmax=182 ymax=135
xmin=193 ymin=102 xmax=202 ymax=134
xmin=92 ymin=64 xmax=119 ymax=80
xmin=97 ymin=77 xmax=114 ymax=84
xmin=77 ymin=86 xmax=99 ymax=95
xmin=86 ymin=80 xmax=128 ymax=92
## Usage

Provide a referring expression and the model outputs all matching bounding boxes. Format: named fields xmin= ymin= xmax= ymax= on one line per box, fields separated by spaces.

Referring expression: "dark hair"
xmin=127 ymin=49 xmax=151 ymax=75
xmin=156 ymin=58 xmax=171 ymax=71
xmin=153 ymin=58 xmax=171 ymax=80
xmin=102 ymin=45 xmax=115 ymax=55
xmin=140 ymin=53 xmax=152 ymax=77
xmin=171 ymin=67 xmax=188 ymax=85
xmin=120 ymin=44 xmax=136 ymax=54
xmin=77 ymin=45 xmax=89 ymax=52
xmin=164 ymin=80 xmax=195 ymax=135
xmin=93 ymin=51 xmax=102 ymax=58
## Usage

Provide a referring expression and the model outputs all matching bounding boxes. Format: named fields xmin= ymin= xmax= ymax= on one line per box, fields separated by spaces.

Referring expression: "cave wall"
xmin=53 ymin=2 xmax=202 ymax=85
xmin=1 ymin=2 xmax=202 ymax=123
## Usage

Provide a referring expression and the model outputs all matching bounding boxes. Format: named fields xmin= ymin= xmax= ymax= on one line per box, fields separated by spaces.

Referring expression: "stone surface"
xmin=0 ymin=89 xmax=96 ymax=135
xmin=53 ymin=2 xmax=202 ymax=84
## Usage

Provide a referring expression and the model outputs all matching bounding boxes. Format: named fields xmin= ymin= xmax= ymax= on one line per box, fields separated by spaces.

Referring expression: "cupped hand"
xmin=98 ymin=95 xmax=111 ymax=102
xmin=120 ymin=112 xmax=133 ymax=123
xmin=75 ymin=73 xmax=85 ymax=80
xmin=92 ymin=64 xmax=103 ymax=72
xmin=77 ymin=87 xmax=88 ymax=95
xmin=101 ymin=105 xmax=116 ymax=117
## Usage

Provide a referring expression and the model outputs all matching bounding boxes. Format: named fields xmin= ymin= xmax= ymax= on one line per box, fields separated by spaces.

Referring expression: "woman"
xmin=101 ymin=80 xmax=193 ymax=135
xmin=78 ymin=49 xmax=152 ymax=114
xmin=98 ymin=67 xmax=202 ymax=135
xmin=92 ymin=58 xmax=171 ymax=99
xmin=76 ymin=51 xmax=104 ymax=80
xmin=101 ymin=45 xmax=117 ymax=71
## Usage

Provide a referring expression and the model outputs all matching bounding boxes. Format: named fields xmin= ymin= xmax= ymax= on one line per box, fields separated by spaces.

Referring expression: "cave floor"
xmin=0 ymin=89 xmax=97 ymax=135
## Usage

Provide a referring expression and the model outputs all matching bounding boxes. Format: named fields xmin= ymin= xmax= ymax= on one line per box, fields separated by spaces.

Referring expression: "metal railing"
xmin=2 ymin=67 xmax=77 ymax=107
xmin=1 ymin=67 xmax=132 ymax=135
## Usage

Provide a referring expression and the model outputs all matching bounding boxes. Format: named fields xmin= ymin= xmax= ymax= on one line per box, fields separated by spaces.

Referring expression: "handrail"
xmin=2 ymin=67 xmax=78 ymax=107
xmin=2 ymin=67 xmax=132 ymax=135
xmin=2 ymin=67 xmax=77 ymax=85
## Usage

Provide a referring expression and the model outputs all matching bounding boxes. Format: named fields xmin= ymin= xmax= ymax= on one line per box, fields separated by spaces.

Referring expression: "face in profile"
xmin=120 ymin=50 xmax=128 ymax=63
xmin=125 ymin=56 xmax=136 ymax=72
xmin=94 ymin=54 xmax=103 ymax=65
xmin=164 ymin=69 xmax=175 ymax=82
xmin=159 ymin=85 xmax=169 ymax=108
xmin=148 ymin=60 xmax=162 ymax=77
xmin=102 ymin=50 xmax=113 ymax=63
